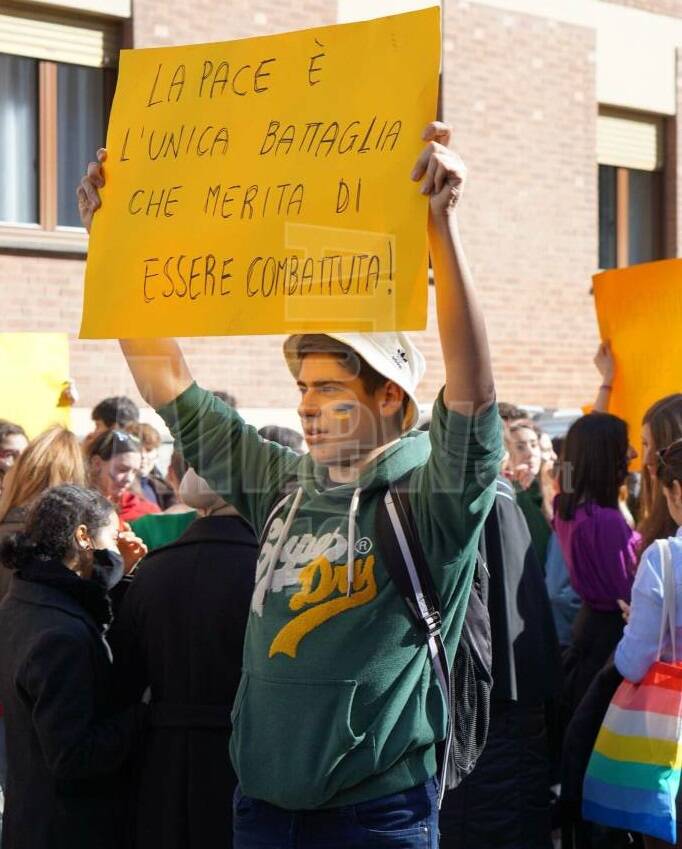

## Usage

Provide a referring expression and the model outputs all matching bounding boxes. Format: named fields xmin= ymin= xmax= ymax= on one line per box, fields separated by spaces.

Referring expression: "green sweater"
xmin=158 ymin=384 xmax=503 ymax=810
xmin=515 ymin=479 xmax=551 ymax=567
xmin=129 ymin=510 xmax=197 ymax=552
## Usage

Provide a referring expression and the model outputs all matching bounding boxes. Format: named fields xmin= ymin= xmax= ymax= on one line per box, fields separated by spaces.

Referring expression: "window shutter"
xmin=0 ymin=6 xmax=119 ymax=68
xmin=597 ymin=107 xmax=664 ymax=172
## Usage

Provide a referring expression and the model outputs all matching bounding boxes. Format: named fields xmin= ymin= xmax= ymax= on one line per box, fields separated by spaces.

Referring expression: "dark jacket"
xmin=484 ymin=478 xmax=561 ymax=705
xmin=0 ymin=568 xmax=143 ymax=849
xmin=139 ymin=468 xmax=176 ymax=512
xmin=440 ymin=701 xmax=552 ymax=849
xmin=560 ymin=660 xmax=631 ymax=849
xmin=515 ymin=479 xmax=551 ymax=569
xmin=440 ymin=479 xmax=560 ymax=849
xmin=560 ymin=604 xmax=624 ymax=728
xmin=109 ymin=514 xmax=257 ymax=849
xmin=0 ymin=506 xmax=27 ymax=600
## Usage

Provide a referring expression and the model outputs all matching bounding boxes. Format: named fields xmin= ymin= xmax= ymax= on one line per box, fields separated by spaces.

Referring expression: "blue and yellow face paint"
xmin=330 ymin=402 xmax=355 ymax=419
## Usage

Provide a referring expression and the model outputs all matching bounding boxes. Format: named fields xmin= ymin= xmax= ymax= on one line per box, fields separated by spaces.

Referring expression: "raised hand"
xmin=410 ymin=122 xmax=466 ymax=220
xmin=117 ymin=522 xmax=147 ymax=574
xmin=594 ymin=340 xmax=615 ymax=384
xmin=77 ymin=148 xmax=107 ymax=233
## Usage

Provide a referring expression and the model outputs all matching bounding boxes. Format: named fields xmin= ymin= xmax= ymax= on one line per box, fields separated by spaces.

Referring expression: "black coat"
xmin=559 ymin=660 xmax=643 ymax=849
xmin=0 ymin=574 xmax=143 ymax=849
xmin=560 ymin=603 xmax=624 ymax=728
xmin=440 ymin=701 xmax=552 ymax=849
xmin=440 ymin=480 xmax=560 ymax=849
xmin=483 ymin=478 xmax=561 ymax=705
xmin=143 ymin=468 xmax=177 ymax=511
xmin=109 ymin=514 xmax=257 ymax=849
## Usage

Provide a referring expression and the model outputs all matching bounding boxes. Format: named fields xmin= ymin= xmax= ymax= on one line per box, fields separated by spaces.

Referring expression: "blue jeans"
xmin=233 ymin=778 xmax=439 ymax=848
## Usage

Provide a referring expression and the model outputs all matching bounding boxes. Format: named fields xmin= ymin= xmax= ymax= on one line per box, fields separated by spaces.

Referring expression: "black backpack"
xmin=376 ymin=479 xmax=493 ymax=806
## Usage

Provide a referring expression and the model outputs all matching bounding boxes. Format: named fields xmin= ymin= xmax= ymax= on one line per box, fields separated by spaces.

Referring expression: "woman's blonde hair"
xmin=0 ymin=426 xmax=87 ymax=523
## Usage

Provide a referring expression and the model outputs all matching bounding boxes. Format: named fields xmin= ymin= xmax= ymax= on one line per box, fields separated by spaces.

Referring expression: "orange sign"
xmin=593 ymin=259 xmax=682 ymax=469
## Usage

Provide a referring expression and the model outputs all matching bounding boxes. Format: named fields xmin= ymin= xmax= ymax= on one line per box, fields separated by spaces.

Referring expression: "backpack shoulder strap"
xmin=382 ymin=481 xmax=442 ymax=630
xmin=379 ymin=480 xmax=452 ymax=807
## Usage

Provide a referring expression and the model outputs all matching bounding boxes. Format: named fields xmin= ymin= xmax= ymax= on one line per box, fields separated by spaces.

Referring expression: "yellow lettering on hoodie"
xmin=269 ymin=555 xmax=377 ymax=658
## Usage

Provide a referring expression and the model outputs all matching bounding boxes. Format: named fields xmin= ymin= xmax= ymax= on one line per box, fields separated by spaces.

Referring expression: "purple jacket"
xmin=553 ymin=502 xmax=640 ymax=612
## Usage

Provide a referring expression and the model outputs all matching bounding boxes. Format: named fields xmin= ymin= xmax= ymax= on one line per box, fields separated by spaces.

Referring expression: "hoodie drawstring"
xmin=346 ymin=487 xmax=362 ymax=596
xmin=262 ymin=486 xmax=304 ymax=596
xmin=260 ymin=484 xmax=363 ymax=607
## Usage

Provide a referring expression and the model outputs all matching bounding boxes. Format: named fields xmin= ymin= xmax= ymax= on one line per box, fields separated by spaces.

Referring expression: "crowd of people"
xmin=0 ymin=122 xmax=680 ymax=849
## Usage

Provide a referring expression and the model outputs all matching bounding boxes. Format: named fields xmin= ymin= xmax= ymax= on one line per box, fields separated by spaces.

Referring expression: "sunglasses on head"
xmin=656 ymin=438 xmax=682 ymax=473
xmin=96 ymin=429 xmax=140 ymax=453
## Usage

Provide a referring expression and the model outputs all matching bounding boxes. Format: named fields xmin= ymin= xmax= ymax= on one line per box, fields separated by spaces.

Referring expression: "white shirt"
xmin=615 ymin=527 xmax=682 ymax=683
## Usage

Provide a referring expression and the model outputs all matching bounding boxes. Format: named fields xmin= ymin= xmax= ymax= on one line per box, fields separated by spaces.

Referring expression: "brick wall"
xmin=600 ymin=0 xmax=682 ymax=17
xmin=132 ymin=0 xmax=338 ymax=47
xmin=436 ymin=1 xmax=599 ymax=409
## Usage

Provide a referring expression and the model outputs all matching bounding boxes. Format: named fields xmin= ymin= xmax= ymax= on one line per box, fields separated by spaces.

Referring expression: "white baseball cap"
xmin=283 ymin=332 xmax=426 ymax=431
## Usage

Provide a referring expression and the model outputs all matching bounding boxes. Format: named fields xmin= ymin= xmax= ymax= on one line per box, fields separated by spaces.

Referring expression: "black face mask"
xmin=90 ymin=548 xmax=125 ymax=591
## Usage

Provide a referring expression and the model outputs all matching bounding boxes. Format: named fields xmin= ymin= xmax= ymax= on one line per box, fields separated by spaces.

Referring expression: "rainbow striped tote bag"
xmin=583 ymin=539 xmax=682 ymax=843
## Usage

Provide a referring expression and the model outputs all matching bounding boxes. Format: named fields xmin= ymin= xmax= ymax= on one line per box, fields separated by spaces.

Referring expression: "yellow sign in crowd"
xmin=80 ymin=8 xmax=440 ymax=338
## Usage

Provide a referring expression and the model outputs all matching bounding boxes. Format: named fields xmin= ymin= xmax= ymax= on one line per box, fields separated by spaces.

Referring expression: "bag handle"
xmin=656 ymin=539 xmax=676 ymax=663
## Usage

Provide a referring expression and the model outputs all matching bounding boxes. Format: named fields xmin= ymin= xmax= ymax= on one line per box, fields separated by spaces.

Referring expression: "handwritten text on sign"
xmin=79 ymin=8 xmax=440 ymax=338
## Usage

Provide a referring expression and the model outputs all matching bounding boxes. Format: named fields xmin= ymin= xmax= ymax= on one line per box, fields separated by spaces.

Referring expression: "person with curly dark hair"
xmin=0 ymin=485 xmax=146 ymax=849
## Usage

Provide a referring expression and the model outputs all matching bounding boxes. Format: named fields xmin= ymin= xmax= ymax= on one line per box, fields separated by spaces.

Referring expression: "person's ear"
xmin=74 ymin=524 xmax=92 ymax=551
xmin=378 ymin=381 xmax=404 ymax=419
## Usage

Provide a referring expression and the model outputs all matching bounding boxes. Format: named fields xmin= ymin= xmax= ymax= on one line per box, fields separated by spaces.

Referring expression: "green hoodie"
xmin=158 ymin=383 xmax=503 ymax=810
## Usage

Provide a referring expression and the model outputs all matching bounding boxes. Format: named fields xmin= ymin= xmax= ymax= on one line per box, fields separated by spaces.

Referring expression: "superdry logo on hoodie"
xmin=252 ymin=518 xmax=377 ymax=659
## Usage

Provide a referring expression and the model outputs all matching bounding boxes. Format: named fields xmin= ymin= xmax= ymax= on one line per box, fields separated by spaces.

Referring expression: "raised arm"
xmin=118 ymin=339 xmax=192 ymax=409
xmin=78 ymin=149 xmax=192 ymax=408
xmin=411 ymin=122 xmax=495 ymax=414
xmin=592 ymin=340 xmax=614 ymax=414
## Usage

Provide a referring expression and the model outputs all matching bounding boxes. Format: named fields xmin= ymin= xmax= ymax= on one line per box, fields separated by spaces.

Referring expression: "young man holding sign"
xmin=79 ymin=121 xmax=502 ymax=848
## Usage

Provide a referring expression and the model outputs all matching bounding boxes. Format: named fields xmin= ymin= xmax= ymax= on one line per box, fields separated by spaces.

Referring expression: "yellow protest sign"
xmin=0 ymin=334 xmax=70 ymax=436
xmin=80 ymin=8 xmax=440 ymax=339
xmin=593 ymin=259 xmax=682 ymax=470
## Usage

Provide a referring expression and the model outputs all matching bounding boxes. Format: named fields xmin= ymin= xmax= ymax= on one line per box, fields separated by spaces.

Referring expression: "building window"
xmin=0 ymin=52 xmax=114 ymax=233
xmin=57 ymin=64 xmax=109 ymax=227
xmin=598 ymin=164 xmax=662 ymax=269
xmin=597 ymin=107 xmax=664 ymax=269
xmin=0 ymin=54 xmax=39 ymax=225
xmin=0 ymin=4 xmax=120 ymax=248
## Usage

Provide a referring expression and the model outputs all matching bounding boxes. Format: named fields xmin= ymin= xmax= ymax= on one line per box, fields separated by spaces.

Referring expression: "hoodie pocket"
xmin=229 ymin=671 xmax=374 ymax=809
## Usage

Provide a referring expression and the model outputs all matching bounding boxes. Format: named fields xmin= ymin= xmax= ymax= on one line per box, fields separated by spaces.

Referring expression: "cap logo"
xmin=391 ymin=347 xmax=408 ymax=369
